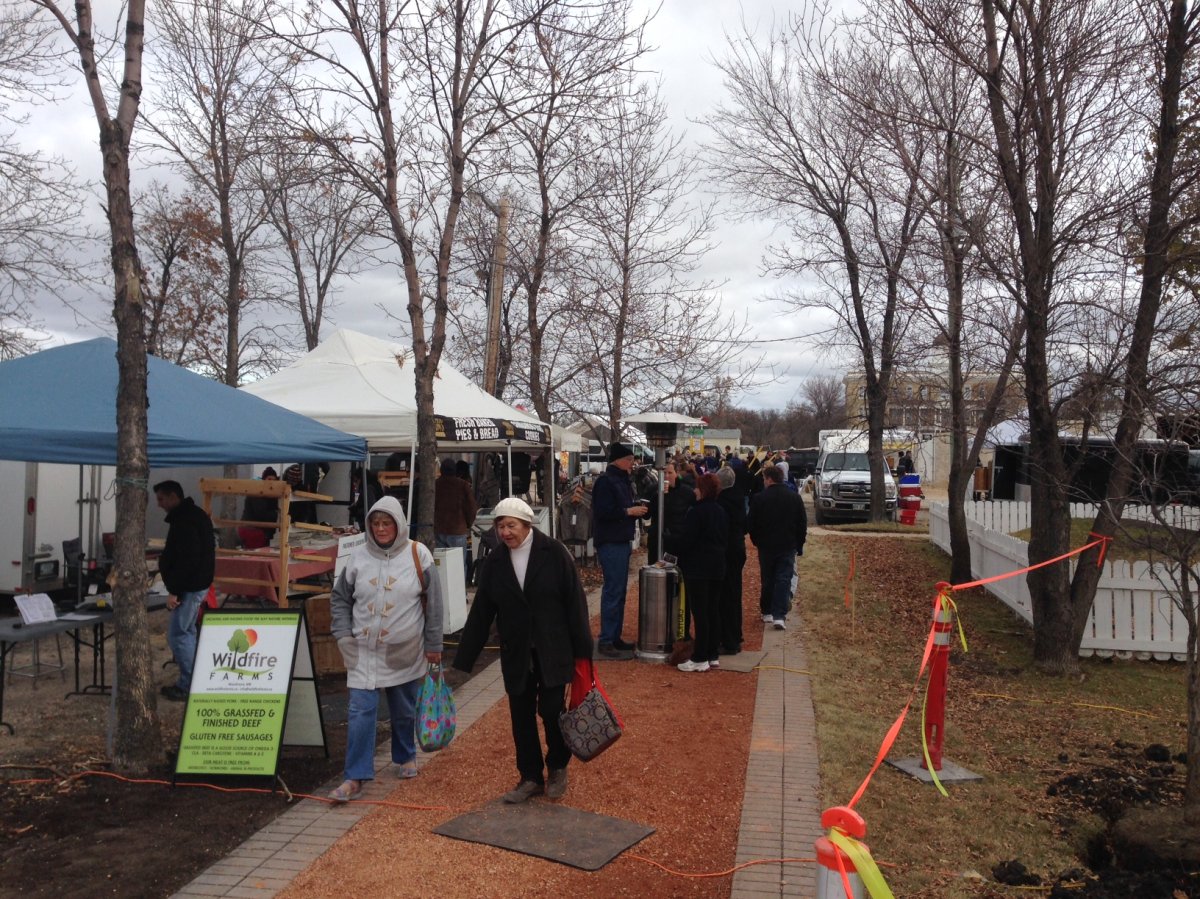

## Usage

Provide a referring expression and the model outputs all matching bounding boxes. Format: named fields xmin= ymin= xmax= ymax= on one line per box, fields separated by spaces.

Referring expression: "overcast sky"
xmin=17 ymin=0 xmax=854 ymax=412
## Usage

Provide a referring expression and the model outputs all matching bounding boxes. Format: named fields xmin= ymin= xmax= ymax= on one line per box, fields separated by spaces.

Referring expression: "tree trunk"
xmin=1069 ymin=0 xmax=1190 ymax=658
xmin=1185 ymin=567 xmax=1200 ymax=825
xmin=947 ymin=489 xmax=973 ymax=583
xmin=1025 ymin=385 xmax=1075 ymax=674
xmin=865 ymin=383 xmax=889 ymax=522
xmin=102 ymin=117 xmax=163 ymax=773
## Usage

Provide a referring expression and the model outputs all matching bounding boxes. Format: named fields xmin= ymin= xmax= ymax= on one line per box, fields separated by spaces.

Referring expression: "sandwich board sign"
xmin=175 ymin=608 xmax=326 ymax=778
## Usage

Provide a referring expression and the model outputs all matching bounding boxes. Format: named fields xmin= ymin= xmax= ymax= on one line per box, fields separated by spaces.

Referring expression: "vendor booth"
xmin=0 ymin=338 xmax=369 ymax=729
xmin=240 ymin=329 xmax=556 ymax=618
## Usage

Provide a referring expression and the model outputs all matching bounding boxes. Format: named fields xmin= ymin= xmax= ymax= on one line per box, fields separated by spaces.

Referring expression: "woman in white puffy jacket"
xmin=328 ymin=495 xmax=443 ymax=801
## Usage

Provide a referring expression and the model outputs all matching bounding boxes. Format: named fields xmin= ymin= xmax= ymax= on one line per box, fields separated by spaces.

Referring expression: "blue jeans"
xmin=759 ymin=552 xmax=795 ymax=621
xmin=436 ymin=533 xmax=470 ymax=583
xmin=168 ymin=589 xmax=207 ymax=692
xmin=344 ymin=680 xmax=420 ymax=782
xmin=597 ymin=541 xmax=632 ymax=644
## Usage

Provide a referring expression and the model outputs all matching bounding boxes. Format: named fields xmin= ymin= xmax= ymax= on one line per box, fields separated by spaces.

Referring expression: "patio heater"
xmin=635 ymin=420 xmax=679 ymax=662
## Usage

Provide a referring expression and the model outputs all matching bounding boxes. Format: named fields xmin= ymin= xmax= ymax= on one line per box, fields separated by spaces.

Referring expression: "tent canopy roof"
xmin=0 ymin=338 xmax=367 ymax=465
xmin=241 ymin=329 xmax=550 ymax=451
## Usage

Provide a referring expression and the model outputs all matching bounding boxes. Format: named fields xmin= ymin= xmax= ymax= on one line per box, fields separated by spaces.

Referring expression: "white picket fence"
xmin=929 ymin=500 xmax=1193 ymax=661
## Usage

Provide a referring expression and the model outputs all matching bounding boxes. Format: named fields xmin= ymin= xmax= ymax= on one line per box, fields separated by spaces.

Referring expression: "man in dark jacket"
xmin=434 ymin=457 xmax=478 ymax=582
xmin=590 ymin=443 xmax=648 ymax=659
xmin=747 ymin=463 xmax=807 ymax=630
xmin=716 ymin=465 xmax=748 ymax=653
xmin=154 ymin=480 xmax=215 ymax=701
xmin=454 ymin=498 xmax=593 ymax=803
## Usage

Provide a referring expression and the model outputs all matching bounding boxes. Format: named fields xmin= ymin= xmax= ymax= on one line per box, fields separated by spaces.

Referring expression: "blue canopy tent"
xmin=0 ymin=338 xmax=367 ymax=464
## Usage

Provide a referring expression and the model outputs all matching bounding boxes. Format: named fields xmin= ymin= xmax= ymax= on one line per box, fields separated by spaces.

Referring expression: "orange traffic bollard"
xmin=815 ymin=806 xmax=867 ymax=898
xmin=922 ymin=584 xmax=954 ymax=771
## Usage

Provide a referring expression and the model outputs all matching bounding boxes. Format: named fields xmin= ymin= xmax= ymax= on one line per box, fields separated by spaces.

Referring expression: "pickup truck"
xmin=811 ymin=435 xmax=897 ymax=525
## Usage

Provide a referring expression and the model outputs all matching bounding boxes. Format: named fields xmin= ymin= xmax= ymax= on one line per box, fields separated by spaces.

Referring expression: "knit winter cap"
xmin=608 ymin=442 xmax=634 ymax=462
xmin=493 ymin=497 xmax=535 ymax=524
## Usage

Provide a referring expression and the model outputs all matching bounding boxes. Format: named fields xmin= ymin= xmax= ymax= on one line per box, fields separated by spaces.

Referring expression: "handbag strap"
xmin=411 ymin=541 xmax=428 ymax=612
xmin=576 ymin=658 xmax=623 ymax=728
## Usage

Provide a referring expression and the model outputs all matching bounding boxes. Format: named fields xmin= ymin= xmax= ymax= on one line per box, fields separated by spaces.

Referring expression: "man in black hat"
xmin=590 ymin=442 xmax=648 ymax=659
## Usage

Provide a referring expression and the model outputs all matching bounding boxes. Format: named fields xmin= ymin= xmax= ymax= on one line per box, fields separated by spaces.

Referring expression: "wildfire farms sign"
xmin=175 ymin=609 xmax=317 ymax=777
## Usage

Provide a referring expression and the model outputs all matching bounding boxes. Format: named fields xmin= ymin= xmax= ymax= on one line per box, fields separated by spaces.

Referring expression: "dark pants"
xmin=719 ymin=553 xmax=746 ymax=651
xmin=687 ymin=576 xmax=721 ymax=664
xmin=597 ymin=541 xmax=632 ymax=644
xmin=758 ymin=551 xmax=794 ymax=620
xmin=508 ymin=653 xmax=570 ymax=784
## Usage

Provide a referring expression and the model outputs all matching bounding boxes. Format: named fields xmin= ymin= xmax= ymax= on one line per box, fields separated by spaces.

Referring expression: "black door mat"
xmin=433 ymin=800 xmax=654 ymax=870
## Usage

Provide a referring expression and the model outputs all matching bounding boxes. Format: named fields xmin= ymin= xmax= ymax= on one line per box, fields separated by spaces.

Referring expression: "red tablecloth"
xmin=214 ymin=543 xmax=338 ymax=606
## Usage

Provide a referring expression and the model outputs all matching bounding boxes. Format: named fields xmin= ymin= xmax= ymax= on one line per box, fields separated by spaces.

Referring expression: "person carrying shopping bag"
xmin=328 ymin=496 xmax=443 ymax=802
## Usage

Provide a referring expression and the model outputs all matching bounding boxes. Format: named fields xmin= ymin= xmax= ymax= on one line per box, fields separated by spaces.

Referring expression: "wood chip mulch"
xmin=281 ymin=551 xmax=769 ymax=899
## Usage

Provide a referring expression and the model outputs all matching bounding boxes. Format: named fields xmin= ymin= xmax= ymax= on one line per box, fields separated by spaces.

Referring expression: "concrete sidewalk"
xmin=171 ymin=599 xmax=822 ymax=898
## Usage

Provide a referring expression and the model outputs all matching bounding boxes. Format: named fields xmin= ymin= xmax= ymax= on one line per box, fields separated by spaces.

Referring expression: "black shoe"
xmin=546 ymin=768 xmax=568 ymax=800
xmin=160 ymin=685 xmax=188 ymax=702
xmin=596 ymin=642 xmax=633 ymax=660
xmin=719 ymin=644 xmax=742 ymax=656
xmin=612 ymin=638 xmax=636 ymax=651
xmin=502 ymin=780 xmax=544 ymax=804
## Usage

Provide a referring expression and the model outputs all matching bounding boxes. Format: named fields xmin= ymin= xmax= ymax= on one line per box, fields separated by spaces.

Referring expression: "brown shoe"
xmin=502 ymin=780 xmax=544 ymax=804
xmin=546 ymin=768 xmax=568 ymax=800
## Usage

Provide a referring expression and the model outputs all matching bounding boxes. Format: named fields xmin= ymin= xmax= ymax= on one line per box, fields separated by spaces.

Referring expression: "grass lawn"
xmin=1010 ymin=516 xmax=1199 ymax=564
xmin=797 ymin=532 xmax=1186 ymax=897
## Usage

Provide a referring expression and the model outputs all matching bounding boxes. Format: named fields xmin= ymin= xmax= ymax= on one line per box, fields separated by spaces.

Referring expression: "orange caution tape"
xmin=848 ymin=534 xmax=1105 ymax=809
xmin=846 ymin=602 xmax=941 ymax=808
xmin=1086 ymin=532 xmax=1112 ymax=567
xmin=947 ymin=537 xmax=1107 ymax=592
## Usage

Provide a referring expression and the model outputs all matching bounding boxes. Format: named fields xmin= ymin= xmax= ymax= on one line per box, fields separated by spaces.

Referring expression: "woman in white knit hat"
xmin=453 ymin=497 xmax=593 ymax=803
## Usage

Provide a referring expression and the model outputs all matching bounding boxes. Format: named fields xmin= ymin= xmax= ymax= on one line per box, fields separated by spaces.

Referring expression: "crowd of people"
xmin=151 ymin=442 xmax=809 ymax=806
xmin=592 ymin=443 xmax=807 ymax=670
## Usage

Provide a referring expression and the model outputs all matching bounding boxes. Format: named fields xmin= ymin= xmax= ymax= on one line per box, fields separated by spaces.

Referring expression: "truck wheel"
xmin=814 ymin=506 xmax=826 ymax=526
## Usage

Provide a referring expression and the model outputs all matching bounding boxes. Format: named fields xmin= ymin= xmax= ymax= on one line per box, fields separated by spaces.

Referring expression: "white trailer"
xmin=0 ymin=461 xmax=116 ymax=594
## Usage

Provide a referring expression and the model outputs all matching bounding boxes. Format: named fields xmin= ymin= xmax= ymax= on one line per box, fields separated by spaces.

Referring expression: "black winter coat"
xmin=646 ymin=483 xmax=696 ymax=563
xmin=678 ymin=497 xmax=729 ymax=581
xmin=717 ymin=486 xmax=747 ymax=564
xmin=453 ymin=529 xmax=594 ymax=695
xmin=159 ymin=498 xmax=215 ymax=594
xmin=748 ymin=483 xmax=808 ymax=558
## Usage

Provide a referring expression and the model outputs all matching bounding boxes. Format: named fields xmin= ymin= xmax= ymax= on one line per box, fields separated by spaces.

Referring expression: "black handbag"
xmin=558 ymin=661 xmax=623 ymax=762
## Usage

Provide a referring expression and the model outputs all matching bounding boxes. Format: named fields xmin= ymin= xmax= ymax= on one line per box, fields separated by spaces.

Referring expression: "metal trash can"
xmin=636 ymin=563 xmax=680 ymax=661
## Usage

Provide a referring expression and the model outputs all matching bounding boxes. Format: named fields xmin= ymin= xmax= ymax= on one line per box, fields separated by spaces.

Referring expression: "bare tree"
xmin=271 ymin=0 xmax=593 ymax=543
xmin=0 ymin=3 xmax=93 ymax=352
xmin=904 ymin=0 xmax=1169 ymax=673
xmin=139 ymin=185 xmax=226 ymax=365
xmin=30 ymin=0 xmax=161 ymax=773
xmin=800 ymin=374 xmax=846 ymax=430
xmin=257 ymin=144 xmax=381 ymax=350
xmin=499 ymin=0 xmax=649 ymax=424
xmin=708 ymin=8 xmax=931 ymax=522
xmin=142 ymin=0 xmax=289 ymax=386
xmin=858 ymin=3 xmax=1026 ymax=580
xmin=572 ymin=84 xmax=757 ymax=437
xmin=1062 ymin=2 xmax=1200 ymax=681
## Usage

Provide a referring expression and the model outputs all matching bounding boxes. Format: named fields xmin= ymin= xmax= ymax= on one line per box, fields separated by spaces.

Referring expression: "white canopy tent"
xmin=241 ymin=329 xmax=550 ymax=452
xmin=241 ymin=329 xmax=556 ymax=533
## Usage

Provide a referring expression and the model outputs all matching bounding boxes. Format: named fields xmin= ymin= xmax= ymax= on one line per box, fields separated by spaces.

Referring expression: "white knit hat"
xmin=492 ymin=497 xmax=535 ymax=524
